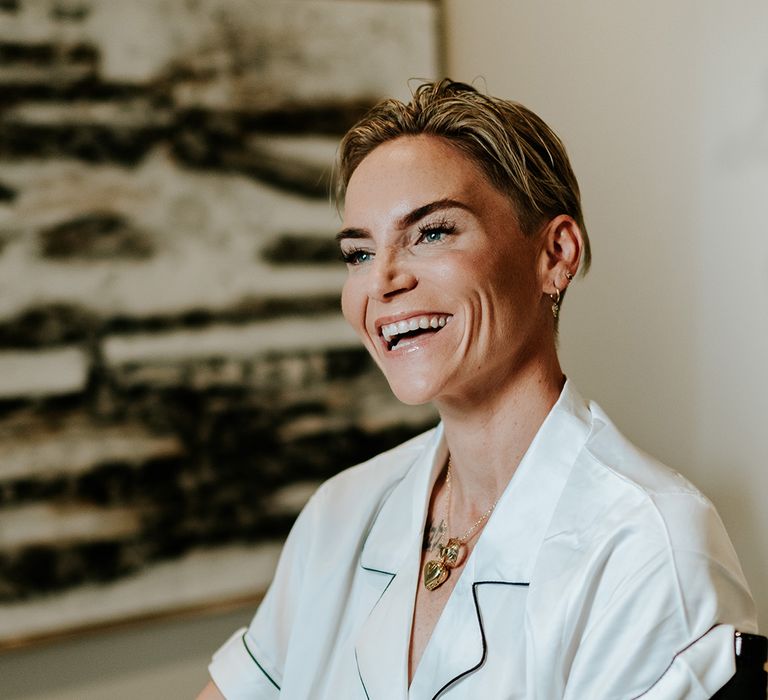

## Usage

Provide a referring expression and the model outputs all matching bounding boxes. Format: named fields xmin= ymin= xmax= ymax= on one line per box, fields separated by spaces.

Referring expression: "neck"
xmin=435 ymin=357 xmax=565 ymax=513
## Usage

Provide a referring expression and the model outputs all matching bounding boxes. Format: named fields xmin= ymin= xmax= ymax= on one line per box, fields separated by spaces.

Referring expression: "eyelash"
xmin=339 ymin=219 xmax=457 ymax=266
xmin=340 ymin=247 xmax=373 ymax=265
xmin=417 ymin=219 xmax=456 ymax=243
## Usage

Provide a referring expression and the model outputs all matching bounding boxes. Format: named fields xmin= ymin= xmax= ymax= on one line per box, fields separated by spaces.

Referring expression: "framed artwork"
xmin=0 ymin=0 xmax=440 ymax=648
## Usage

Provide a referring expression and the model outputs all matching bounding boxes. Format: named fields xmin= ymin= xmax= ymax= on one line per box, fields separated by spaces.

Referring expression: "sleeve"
xmin=633 ymin=624 xmax=737 ymax=699
xmin=208 ymin=488 xmax=321 ymax=699
xmin=562 ymin=493 xmax=757 ymax=700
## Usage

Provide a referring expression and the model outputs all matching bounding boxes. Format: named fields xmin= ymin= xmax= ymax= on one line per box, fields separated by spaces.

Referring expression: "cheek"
xmin=485 ymin=243 xmax=539 ymax=294
xmin=341 ymin=276 xmax=365 ymax=333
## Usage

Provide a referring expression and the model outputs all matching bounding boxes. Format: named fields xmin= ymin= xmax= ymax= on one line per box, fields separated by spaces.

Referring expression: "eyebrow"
xmin=335 ymin=198 xmax=471 ymax=243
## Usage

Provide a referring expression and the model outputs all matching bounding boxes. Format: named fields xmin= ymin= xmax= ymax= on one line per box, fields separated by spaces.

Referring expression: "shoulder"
xmin=530 ymin=400 xmax=755 ymax=695
xmin=572 ymin=401 xmax=725 ymax=554
xmin=542 ymin=399 xmax=730 ymax=572
xmin=583 ymin=401 xmax=701 ymax=498
xmin=541 ymin=399 xmax=755 ymax=631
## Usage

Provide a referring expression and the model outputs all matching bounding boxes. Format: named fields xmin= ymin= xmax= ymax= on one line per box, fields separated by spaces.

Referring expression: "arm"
xmin=196 ymin=681 xmax=225 ymax=700
xmin=562 ymin=505 xmax=756 ymax=699
xmin=201 ymin=488 xmax=320 ymax=698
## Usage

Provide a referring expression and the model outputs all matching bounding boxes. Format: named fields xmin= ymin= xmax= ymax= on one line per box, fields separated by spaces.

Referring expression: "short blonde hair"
xmin=335 ymin=78 xmax=590 ymax=273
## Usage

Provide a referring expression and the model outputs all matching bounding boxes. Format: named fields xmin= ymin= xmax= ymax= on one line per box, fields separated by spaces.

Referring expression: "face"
xmin=338 ymin=135 xmax=549 ymax=407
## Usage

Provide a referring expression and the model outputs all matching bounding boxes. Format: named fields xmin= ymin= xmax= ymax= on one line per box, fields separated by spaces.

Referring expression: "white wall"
xmin=444 ymin=0 xmax=767 ymax=630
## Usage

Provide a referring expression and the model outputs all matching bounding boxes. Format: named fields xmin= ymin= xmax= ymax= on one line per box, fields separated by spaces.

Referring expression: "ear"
xmin=537 ymin=215 xmax=584 ymax=295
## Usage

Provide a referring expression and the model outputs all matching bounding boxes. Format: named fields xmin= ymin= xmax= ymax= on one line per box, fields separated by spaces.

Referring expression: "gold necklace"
xmin=422 ymin=457 xmax=499 ymax=592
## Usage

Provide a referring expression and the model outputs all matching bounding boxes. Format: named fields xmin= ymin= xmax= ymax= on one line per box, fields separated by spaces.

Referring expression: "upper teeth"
xmin=381 ymin=315 xmax=451 ymax=342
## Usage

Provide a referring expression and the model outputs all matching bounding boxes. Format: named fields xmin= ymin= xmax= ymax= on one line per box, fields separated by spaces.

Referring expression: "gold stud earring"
xmin=565 ymin=271 xmax=574 ymax=282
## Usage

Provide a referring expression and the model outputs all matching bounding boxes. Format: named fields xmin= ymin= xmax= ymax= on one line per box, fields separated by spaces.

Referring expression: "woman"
xmin=199 ymin=80 xmax=756 ymax=698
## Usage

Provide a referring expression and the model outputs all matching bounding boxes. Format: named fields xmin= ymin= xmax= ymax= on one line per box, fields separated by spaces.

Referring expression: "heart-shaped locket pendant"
xmin=423 ymin=558 xmax=449 ymax=591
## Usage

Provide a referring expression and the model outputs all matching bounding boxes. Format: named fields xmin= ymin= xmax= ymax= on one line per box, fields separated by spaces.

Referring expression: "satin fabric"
xmin=208 ymin=382 xmax=757 ymax=699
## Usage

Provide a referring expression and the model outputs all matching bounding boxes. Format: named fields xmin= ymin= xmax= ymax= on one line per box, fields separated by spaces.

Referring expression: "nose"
xmin=368 ymin=249 xmax=417 ymax=301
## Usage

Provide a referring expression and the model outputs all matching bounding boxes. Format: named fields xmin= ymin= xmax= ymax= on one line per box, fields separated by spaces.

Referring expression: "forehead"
xmin=343 ymin=135 xmax=508 ymax=225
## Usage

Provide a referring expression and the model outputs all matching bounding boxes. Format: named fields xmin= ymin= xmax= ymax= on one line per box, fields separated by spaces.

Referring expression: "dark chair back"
xmin=711 ymin=631 xmax=767 ymax=699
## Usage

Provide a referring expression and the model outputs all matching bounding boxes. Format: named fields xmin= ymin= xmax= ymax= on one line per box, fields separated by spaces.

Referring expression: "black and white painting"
xmin=0 ymin=0 xmax=439 ymax=647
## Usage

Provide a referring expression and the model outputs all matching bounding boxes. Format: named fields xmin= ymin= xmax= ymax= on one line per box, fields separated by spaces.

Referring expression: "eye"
xmin=340 ymin=247 xmax=374 ymax=266
xmin=417 ymin=219 xmax=456 ymax=244
xmin=422 ymin=229 xmax=446 ymax=243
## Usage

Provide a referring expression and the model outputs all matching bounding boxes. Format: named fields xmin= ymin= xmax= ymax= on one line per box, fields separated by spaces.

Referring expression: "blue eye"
xmin=423 ymin=229 xmax=446 ymax=242
xmin=341 ymin=248 xmax=374 ymax=265
xmin=418 ymin=220 xmax=455 ymax=244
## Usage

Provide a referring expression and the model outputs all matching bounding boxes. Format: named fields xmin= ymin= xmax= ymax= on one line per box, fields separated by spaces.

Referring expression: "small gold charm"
xmin=422 ymin=456 xmax=499 ymax=592
xmin=440 ymin=538 xmax=463 ymax=568
xmin=423 ymin=558 xmax=449 ymax=591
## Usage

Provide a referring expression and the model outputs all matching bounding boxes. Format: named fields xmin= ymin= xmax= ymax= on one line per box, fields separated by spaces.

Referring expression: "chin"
xmin=385 ymin=375 xmax=440 ymax=406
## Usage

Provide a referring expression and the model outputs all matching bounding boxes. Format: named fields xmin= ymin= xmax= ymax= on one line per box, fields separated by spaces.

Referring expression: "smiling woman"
xmin=338 ymin=135 xmax=558 ymax=408
xmin=198 ymin=80 xmax=757 ymax=699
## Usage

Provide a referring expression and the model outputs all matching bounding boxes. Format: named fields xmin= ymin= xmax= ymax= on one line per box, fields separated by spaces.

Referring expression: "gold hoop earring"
xmin=549 ymin=284 xmax=561 ymax=319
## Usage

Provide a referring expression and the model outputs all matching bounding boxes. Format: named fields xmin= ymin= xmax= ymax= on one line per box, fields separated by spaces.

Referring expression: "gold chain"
xmin=445 ymin=457 xmax=499 ymax=544
xmin=422 ymin=456 xmax=501 ymax=591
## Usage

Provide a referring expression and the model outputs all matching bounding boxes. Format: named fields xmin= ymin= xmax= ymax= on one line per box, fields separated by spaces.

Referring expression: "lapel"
xmin=353 ymin=382 xmax=594 ymax=699
xmin=411 ymin=382 xmax=593 ymax=699
xmin=355 ymin=426 xmax=447 ymax=700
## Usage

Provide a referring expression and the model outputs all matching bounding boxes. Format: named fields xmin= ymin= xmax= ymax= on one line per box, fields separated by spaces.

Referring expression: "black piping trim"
xmin=360 ymin=566 xmax=397 ymax=604
xmin=355 ymin=568 xmax=396 ymax=698
xmin=358 ymin=444 xmax=429 ymax=574
xmin=432 ymin=580 xmax=530 ymax=700
xmin=355 ymin=648 xmax=371 ymax=699
xmin=360 ymin=564 xmax=397 ymax=576
xmin=241 ymin=632 xmax=281 ymax=690
xmin=629 ymin=623 xmax=725 ymax=699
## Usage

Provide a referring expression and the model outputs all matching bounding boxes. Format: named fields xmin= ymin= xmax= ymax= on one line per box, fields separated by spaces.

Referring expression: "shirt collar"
xmin=469 ymin=379 xmax=592 ymax=582
xmin=359 ymin=380 xmax=593 ymax=581
xmin=360 ymin=424 xmax=446 ymax=575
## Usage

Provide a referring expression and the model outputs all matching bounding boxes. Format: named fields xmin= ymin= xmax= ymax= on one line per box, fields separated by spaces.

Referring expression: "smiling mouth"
xmin=380 ymin=314 xmax=452 ymax=351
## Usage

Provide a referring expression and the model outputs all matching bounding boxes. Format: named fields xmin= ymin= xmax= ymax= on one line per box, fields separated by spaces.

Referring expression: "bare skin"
xmin=196 ymin=681 xmax=224 ymax=699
